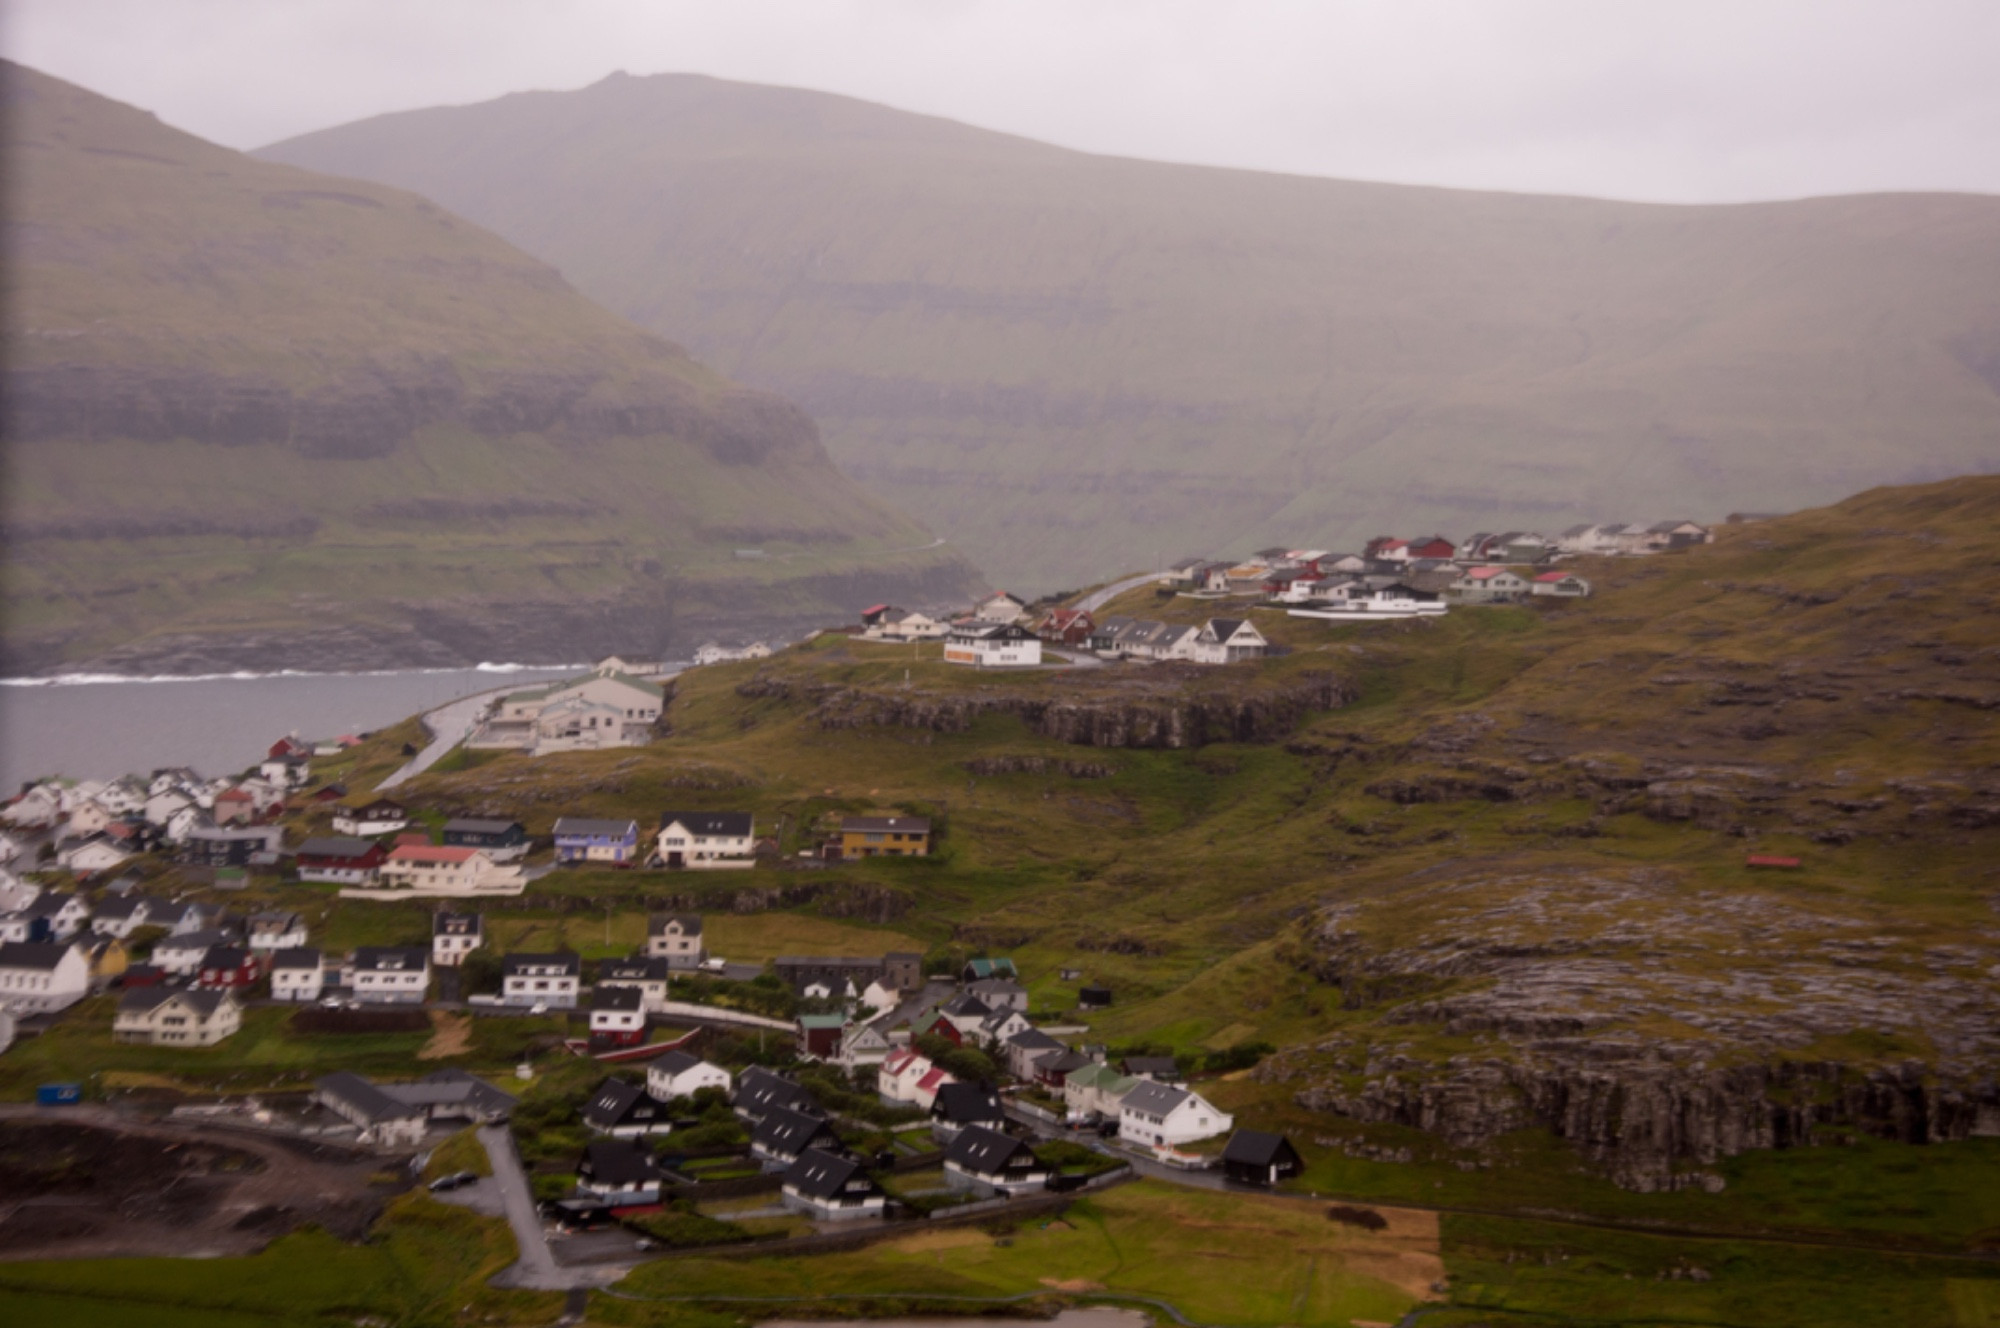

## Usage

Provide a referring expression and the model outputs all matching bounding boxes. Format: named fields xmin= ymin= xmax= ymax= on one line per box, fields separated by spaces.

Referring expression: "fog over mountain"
xmin=263 ymin=70 xmax=2000 ymax=592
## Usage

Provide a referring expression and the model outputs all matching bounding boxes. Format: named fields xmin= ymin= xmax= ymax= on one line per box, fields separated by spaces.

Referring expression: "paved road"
xmin=379 ymin=685 xmax=513 ymax=789
xmin=478 ymin=1124 xmax=565 ymax=1289
xmin=1075 ymin=571 xmax=1165 ymax=614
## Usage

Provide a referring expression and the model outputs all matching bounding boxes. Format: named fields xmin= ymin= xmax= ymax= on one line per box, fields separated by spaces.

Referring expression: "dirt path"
xmin=418 ymin=1009 xmax=474 ymax=1060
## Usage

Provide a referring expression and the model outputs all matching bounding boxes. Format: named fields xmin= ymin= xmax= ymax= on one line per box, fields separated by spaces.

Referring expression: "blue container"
xmin=36 ymin=1083 xmax=83 ymax=1106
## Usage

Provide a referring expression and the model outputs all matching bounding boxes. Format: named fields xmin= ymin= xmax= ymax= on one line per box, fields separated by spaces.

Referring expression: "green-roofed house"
xmin=961 ymin=957 xmax=1019 ymax=982
xmin=797 ymin=1012 xmax=848 ymax=1061
xmin=1062 ymin=1062 xmax=1137 ymax=1123
xmin=469 ymin=662 xmax=665 ymax=755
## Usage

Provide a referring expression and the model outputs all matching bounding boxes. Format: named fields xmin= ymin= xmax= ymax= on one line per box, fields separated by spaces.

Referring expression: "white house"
xmin=644 ymin=914 xmax=706 ymax=969
xmin=271 ymin=947 xmax=325 ymax=1002
xmin=431 ymin=912 xmax=483 ymax=968
xmin=1063 ymin=1063 xmax=1138 ymax=1122
xmin=0 ymin=941 xmax=91 ymax=1013
xmin=589 ymin=987 xmax=647 ymax=1043
xmin=2 ymin=783 xmax=64 ymax=829
xmin=1532 ymin=571 xmax=1593 ymax=598
xmin=597 ymin=956 xmax=671 ymax=1010
xmin=973 ymin=591 xmax=1030 ymax=623
xmin=1449 ymin=567 xmax=1531 ymax=603
xmin=65 ymin=799 xmax=115 ymax=840
xmin=370 ymin=845 xmax=525 ymax=898
xmin=331 ymin=799 xmax=410 ymax=837
xmin=114 ymin=988 xmax=242 ymax=1046
xmin=861 ymin=609 xmax=950 ymax=642
xmin=246 ymin=911 xmax=308 ymax=952
xmin=942 ymin=1125 xmax=1053 ymax=1198
xmin=348 ymin=947 xmax=431 ymax=1004
xmin=646 ymin=1050 xmax=732 ymax=1102
xmin=471 ymin=672 xmax=665 ymax=754
xmin=1190 ymin=618 xmax=1267 ymax=665
xmin=143 ymin=790 xmax=193 ymax=828
xmin=655 ymin=812 xmax=756 ymax=869
xmin=836 ymin=1019 xmax=894 ymax=1069
xmin=91 ymin=894 xmax=160 ymax=939
xmin=21 ymin=890 xmax=89 ymax=941
xmin=58 ymin=836 xmax=130 ymax=877
xmin=877 ymin=1047 xmax=932 ymax=1104
xmin=153 ymin=929 xmax=233 ymax=978
xmin=501 ymin=952 xmax=581 ymax=1008
xmin=943 ymin=621 xmax=1043 ymax=668
xmin=782 ymin=1149 xmax=887 ymax=1221
xmin=1117 ymin=1081 xmax=1233 ymax=1149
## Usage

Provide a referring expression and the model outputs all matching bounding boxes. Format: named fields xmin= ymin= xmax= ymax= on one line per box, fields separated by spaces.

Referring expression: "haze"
xmin=6 ymin=0 xmax=2000 ymax=204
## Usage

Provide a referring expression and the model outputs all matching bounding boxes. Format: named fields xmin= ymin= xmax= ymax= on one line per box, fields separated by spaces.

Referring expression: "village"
xmin=0 ymin=513 xmax=1714 ymax=1262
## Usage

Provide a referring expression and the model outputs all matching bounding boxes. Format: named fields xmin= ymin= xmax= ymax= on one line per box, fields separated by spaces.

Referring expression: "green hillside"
xmin=261 ymin=70 xmax=2000 ymax=594
xmin=0 ymin=62 xmax=982 ymax=674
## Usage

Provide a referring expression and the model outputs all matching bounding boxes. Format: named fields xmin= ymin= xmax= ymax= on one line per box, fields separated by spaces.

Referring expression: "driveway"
xmin=478 ymin=1125 xmax=639 ymax=1290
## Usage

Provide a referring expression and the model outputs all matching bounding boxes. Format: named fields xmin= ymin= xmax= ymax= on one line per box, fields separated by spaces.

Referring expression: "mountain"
xmin=0 ymin=63 xmax=981 ymax=675
xmin=260 ymin=70 xmax=2000 ymax=595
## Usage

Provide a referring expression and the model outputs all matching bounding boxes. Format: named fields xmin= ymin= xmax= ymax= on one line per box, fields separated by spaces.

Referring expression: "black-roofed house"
xmin=598 ymin=954 xmax=671 ymax=1009
xmin=1220 ymin=1131 xmax=1304 ymax=1187
xmin=781 ymin=1148 xmax=886 ymax=1221
xmin=644 ymin=913 xmax=706 ymax=969
xmin=646 ymin=1050 xmax=732 ymax=1102
xmin=750 ymin=1106 xmax=841 ymax=1170
xmin=1005 ymin=1027 xmax=1067 ymax=1080
xmin=655 ymin=812 xmax=756 ymax=870
xmin=349 ymin=946 xmax=431 ymax=1004
xmin=1120 ymin=1055 xmax=1183 ymax=1084
xmin=295 ymin=836 xmax=387 ymax=885
xmin=500 ymin=951 xmax=580 ymax=1008
xmin=731 ymin=1065 xmax=814 ymax=1122
xmin=271 ymin=947 xmax=325 ymax=1002
xmin=441 ymin=818 xmax=529 ymax=861
xmin=942 ymin=1124 xmax=1051 ymax=1197
xmin=930 ymin=1082 xmax=1006 ymax=1140
xmin=431 ymin=911 xmax=483 ymax=968
xmin=0 ymin=940 xmax=91 ymax=1013
xmin=577 ymin=1138 xmax=664 ymax=1207
xmin=1190 ymin=617 xmax=1268 ymax=665
xmin=1035 ymin=1048 xmax=1094 ymax=1090
xmin=114 ymin=986 xmax=242 ymax=1047
xmin=313 ymin=1068 xmax=516 ymax=1146
xmin=589 ymin=985 xmax=647 ymax=1047
xmin=583 ymin=1076 xmax=673 ymax=1136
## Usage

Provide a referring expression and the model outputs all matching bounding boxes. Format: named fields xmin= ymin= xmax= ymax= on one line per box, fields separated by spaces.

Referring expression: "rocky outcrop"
xmin=963 ymin=755 xmax=1117 ymax=778
xmin=739 ymin=667 xmax=1353 ymax=750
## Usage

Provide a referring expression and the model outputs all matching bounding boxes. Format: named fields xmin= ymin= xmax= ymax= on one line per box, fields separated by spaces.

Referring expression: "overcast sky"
xmin=7 ymin=0 xmax=1999 ymax=203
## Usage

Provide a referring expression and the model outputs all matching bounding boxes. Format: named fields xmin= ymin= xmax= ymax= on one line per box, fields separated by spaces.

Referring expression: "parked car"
xmin=427 ymin=1171 xmax=478 ymax=1192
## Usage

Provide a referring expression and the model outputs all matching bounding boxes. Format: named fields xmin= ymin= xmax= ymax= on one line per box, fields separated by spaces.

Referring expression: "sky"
xmin=6 ymin=0 xmax=2000 ymax=204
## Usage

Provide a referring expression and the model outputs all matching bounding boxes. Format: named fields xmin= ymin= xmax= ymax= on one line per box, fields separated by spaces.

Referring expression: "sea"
xmin=0 ymin=664 xmax=588 ymax=791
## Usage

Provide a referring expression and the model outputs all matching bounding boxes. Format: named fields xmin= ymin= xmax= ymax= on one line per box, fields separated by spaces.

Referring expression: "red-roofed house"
xmin=1449 ymin=567 xmax=1530 ymax=603
xmin=1406 ymin=536 xmax=1457 ymax=560
xmin=1531 ymin=571 xmax=1592 ymax=598
xmin=912 ymin=1065 xmax=956 ymax=1111
xmin=212 ymin=788 xmax=257 ymax=826
xmin=1036 ymin=607 xmax=1096 ymax=646
xmin=369 ymin=845 xmax=525 ymax=898
xmin=1365 ymin=537 xmax=1411 ymax=562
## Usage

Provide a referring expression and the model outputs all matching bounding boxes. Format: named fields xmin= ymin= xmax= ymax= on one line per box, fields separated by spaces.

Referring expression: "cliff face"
xmin=0 ymin=62 xmax=983 ymax=673
xmin=737 ymin=665 xmax=1354 ymax=749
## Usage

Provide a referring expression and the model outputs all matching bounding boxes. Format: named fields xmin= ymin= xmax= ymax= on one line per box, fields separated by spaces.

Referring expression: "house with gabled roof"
xmin=1064 ymin=1063 xmax=1138 ymax=1122
xmin=1004 ymin=1027 xmax=1067 ymax=1081
xmin=501 ymin=952 xmax=580 ymax=1008
xmin=877 ymin=1048 xmax=934 ymax=1105
xmin=782 ymin=1148 xmax=886 ymax=1220
xmin=1190 ymin=618 xmax=1267 ymax=665
xmin=114 ymin=987 xmax=241 ymax=1046
xmin=1532 ymin=571 xmax=1592 ymax=598
xmin=644 ymin=913 xmax=706 ymax=968
xmin=271 ymin=947 xmax=325 ymax=1002
xmin=331 ymin=799 xmax=409 ymax=837
xmin=372 ymin=844 xmax=524 ymax=897
xmin=646 ymin=1050 xmax=731 ymax=1103
xmin=440 ymin=818 xmax=530 ymax=861
xmin=598 ymin=954 xmax=670 ymax=1009
xmin=1221 ymin=1130 xmax=1304 ymax=1186
xmin=473 ymin=671 xmax=665 ymax=755
xmin=972 ymin=590 xmax=1030 ymax=624
xmin=553 ymin=818 xmax=640 ymax=866
xmin=655 ymin=812 xmax=755 ymax=869
xmin=943 ymin=1124 xmax=1051 ymax=1197
xmin=1035 ymin=607 xmax=1096 ymax=646
xmin=247 ymin=910 xmax=307 ymax=952
xmin=733 ymin=1066 xmax=815 ymax=1123
xmin=577 ymin=1138 xmax=665 ymax=1206
xmin=432 ymin=912 xmax=483 ymax=968
xmin=751 ymin=1106 xmax=841 ymax=1170
xmin=1118 ymin=1080 xmax=1233 ymax=1149
xmin=584 ymin=1076 xmax=673 ymax=1135
xmin=349 ymin=946 xmax=430 ymax=1004
xmin=943 ymin=620 xmax=1043 ymax=668
xmin=296 ymin=836 xmax=385 ymax=885
xmin=0 ymin=941 xmax=90 ymax=1013
xmin=930 ymin=1082 xmax=1006 ymax=1139
xmin=590 ymin=986 xmax=648 ymax=1047
xmin=1449 ymin=566 xmax=1530 ymax=603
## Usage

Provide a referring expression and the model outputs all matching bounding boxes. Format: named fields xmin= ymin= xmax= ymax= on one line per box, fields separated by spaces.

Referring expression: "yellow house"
xmin=87 ymin=936 xmax=130 ymax=984
xmin=837 ymin=815 xmax=931 ymax=859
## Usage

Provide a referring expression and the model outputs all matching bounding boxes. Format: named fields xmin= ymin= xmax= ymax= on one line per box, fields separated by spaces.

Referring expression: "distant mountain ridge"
xmin=259 ymin=70 xmax=2000 ymax=594
xmin=0 ymin=63 xmax=982 ymax=674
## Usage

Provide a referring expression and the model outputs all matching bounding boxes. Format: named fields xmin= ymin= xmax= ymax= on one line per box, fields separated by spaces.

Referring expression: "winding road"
xmin=1075 ymin=571 xmax=1166 ymax=614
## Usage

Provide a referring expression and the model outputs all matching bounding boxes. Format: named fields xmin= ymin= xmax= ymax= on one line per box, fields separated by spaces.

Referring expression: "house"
xmin=962 ymin=957 xmax=1019 ymax=983
xmin=930 ymin=1082 xmax=1006 ymax=1138
xmin=1646 ymin=520 xmax=1713 ymax=549
xmin=259 ymin=752 xmax=312 ymax=789
xmin=782 ymin=1148 xmax=887 ymax=1221
xmin=598 ymin=955 xmax=671 ymax=1009
xmin=431 ymin=912 xmax=483 ymax=968
xmin=751 ymin=1105 xmax=841 ymax=1170
xmin=1064 ymin=1063 xmax=1138 ymax=1122
xmin=183 ymin=823 xmax=284 ymax=867
xmin=313 ymin=1068 xmax=516 ymax=1146
xmin=1221 ymin=1130 xmax=1304 ymax=1186
xmin=0 ymin=941 xmax=91 ymax=1013
xmin=194 ymin=947 xmax=263 ymax=991
xmin=18 ymin=890 xmax=89 ymax=942
xmin=590 ymin=987 xmax=648 ymax=1047
xmin=911 ymin=1063 xmax=956 ymax=1111
xmin=1005 ymin=1027 xmax=1068 ymax=1080
xmin=646 ymin=1050 xmax=732 ymax=1103
xmin=577 ymin=1138 xmax=666 ymax=1207
xmin=271 ymin=948 xmax=325 ymax=1002
xmin=1036 ymin=1049 xmax=1094 ymax=1089
xmin=1078 ymin=985 xmax=1113 ymax=1010
xmin=943 ymin=621 xmax=1043 ymax=668
xmin=837 ymin=1019 xmax=894 ymax=1069
xmin=371 ymin=845 xmax=525 ymax=897
xmin=471 ymin=672 xmax=665 ymax=754
xmin=644 ymin=914 xmax=706 ymax=969
xmin=90 ymin=894 xmax=161 ymax=939
xmin=3 ymin=783 xmax=64 ymax=829
xmin=331 ymin=799 xmax=409 ymax=837
xmin=440 ymin=818 xmax=530 ymax=861
xmin=153 ymin=929 xmax=237 ymax=978
xmin=1036 ymin=608 xmax=1097 ymax=646
xmin=973 ymin=590 xmax=1030 ymax=623
xmin=1531 ymin=571 xmax=1592 ymax=597
xmin=860 ymin=603 xmax=902 ymax=630
xmin=295 ymin=837 xmax=387 ymax=884
xmin=943 ymin=1125 xmax=1052 ymax=1197
xmin=246 ymin=911 xmax=307 ymax=952
xmin=655 ymin=812 xmax=756 ymax=869
xmin=1406 ymin=536 xmax=1458 ymax=561
xmin=57 ymin=835 xmax=130 ymax=877
xmin=1121 ymin=1055 xmax=1183 ymax=1084
xmin=1364 ymin=537 xmax=1411 ymax=562
xmin=500 ymin=952 xmax=580 ymax=1008
xmin=877 ymin=1048 xmax=931 ymax=1104
xmin=833 ymin=817 xmax=931 ymax=859
xmin=976 ymin=1006 xmax=1031 ymax=1046
xmin=1190 ymin=618 xmax=1267 ymax=665
xmin=1448 ymin=567 xmax=1531 ymax=603
xmin=114 ymin=987 xmax=242 ymax=1046
xmin=583 ymin=1075 xmax=672 ymax=1134
xmin=349 ymin=947 xmax=430 ymax=1004
xmin=967 ymin=978 xmax=1028 ymax=1012
xmin=928 ymin=991 xmax=992 ymax=1045
xmin=861 ymin=608 xmax=950 ymax=642
xmin=692 ymin=641 xmax=773 ymax=665
xmin=797 ymin=1012 xmax=846 ymax=1060
xmin=552 ymin=818 xmax=640 ymax=866
xmin=1118 ymin=1081 xmax=1234 ymax=1149
xmin=733 ymin=1066 xmax=816 ymax=1123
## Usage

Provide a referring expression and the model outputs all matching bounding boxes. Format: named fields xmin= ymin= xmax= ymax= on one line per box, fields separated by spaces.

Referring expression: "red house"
xmin=1406 ymin=536 xmax=1457 ymax=560
xmin=926 ymin=1013 xmax=964 ymax=1047
xmin=268 ymin=735 xmax=312 ymax=761
xmin=195 ymin=947 xmax=265 ymax=990
xmin=1036 ymin=607 xmax=1096 ymax=646
xmin=1364 ymin=537 xmax=1409 ymax=561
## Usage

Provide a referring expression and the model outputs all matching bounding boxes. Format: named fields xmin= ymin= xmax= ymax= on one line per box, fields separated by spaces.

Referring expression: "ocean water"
xmin=0 ymin=664 xmax=585 ymax=790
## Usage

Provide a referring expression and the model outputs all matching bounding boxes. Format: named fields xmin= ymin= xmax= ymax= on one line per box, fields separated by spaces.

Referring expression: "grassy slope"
xmin=260 ymin=70 xmax=2000 ymax=592
xmin=0 ymin=62 xmax=980 ymax=669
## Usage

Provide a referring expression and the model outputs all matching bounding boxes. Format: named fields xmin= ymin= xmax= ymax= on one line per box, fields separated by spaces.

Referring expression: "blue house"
xmin=552 ymin=817 xmax=640 ymax=866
